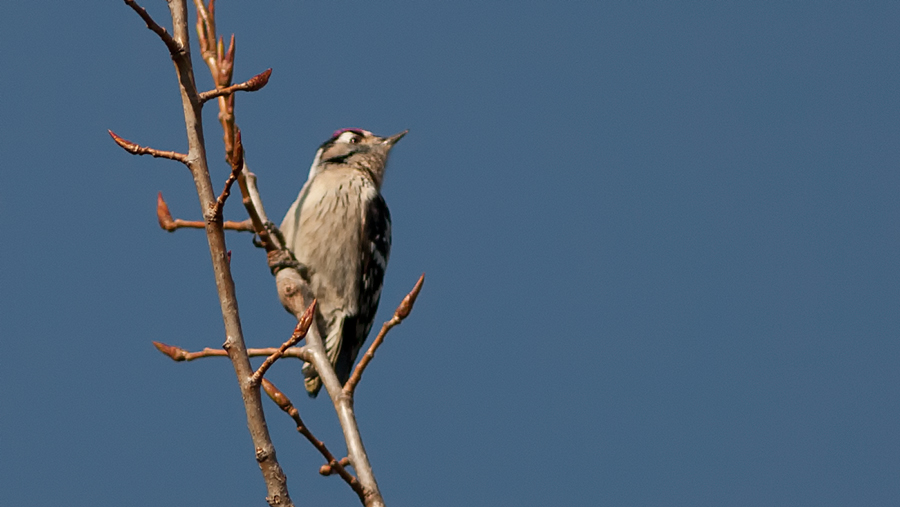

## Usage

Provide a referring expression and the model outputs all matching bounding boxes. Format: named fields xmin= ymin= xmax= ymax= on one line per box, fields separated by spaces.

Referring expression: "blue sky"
xmin=2 ymin=2 xmax=899 ymax=506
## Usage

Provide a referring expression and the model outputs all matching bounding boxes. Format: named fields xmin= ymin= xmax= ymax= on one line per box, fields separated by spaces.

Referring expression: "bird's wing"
xmin=332 ymin=193 xmax=392 ymax=384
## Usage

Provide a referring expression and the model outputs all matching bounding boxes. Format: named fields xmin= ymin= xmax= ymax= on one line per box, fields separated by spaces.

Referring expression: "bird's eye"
xmin=349 ymin=136 xmax=359 ymax=144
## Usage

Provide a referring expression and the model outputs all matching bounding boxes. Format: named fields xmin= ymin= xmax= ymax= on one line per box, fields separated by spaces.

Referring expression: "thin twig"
xmin=193 ymin=0 xmax=215 ymax=62
xmin=199 ymin=68 xmax=272 ymax=104
xmin=249 ymin=301 xmax=316 ymax=385
xmin=262 ymin=379 xmax=367 ymax=504
xmin=212 ymin=129 xmax=244 ymax=220
xmin=153 ymin=341 xmax=309 ymax=362
xmin=320 ymin=457 xmax=352 ymax=476
xmin=159 ymin=217 xmax=255 ymax=232
xmin=109 ymin=130 xmax=188 ymax=163
xmin=194 ymin=1 xmax=251 ymax=251
xmin=158 ymin=192 xmax=254 ymax=232
xmin=240 ymin=169 xmax=279 ymax=251
xmin=344 ymin=274 xmax=425 ymax=396
xmin=123 ymin=0 xmax=183 ymax=57
xmin=193 ymin=0 xmax=237 ymax=157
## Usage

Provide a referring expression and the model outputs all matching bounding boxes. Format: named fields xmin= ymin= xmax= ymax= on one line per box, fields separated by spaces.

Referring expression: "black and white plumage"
xmin=280 ymin=128 xmax=406 ymax=397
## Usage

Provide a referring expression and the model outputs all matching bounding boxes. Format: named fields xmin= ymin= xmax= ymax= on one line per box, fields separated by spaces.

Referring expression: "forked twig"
xmin=263 ymin=379 xmax=367 ymax=503
xmin=320 ymin=457 xmax=352 ymax=476
xmin=249 ymin=301 xmax=316 ymax=384
xmin=153 ymin=299 xmax=316 ymax=372
xmin=131 ymin=2 xmax=425 ymax=507
xmin=156 ymin=192 xmax=255 ymax=232
xmin=118 ymin=1 xmax=293 ymax=505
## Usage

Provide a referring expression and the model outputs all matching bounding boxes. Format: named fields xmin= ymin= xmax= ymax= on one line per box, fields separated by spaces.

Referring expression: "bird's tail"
xmin=303 ymin=362 xmax=323 ymax=397
xmin=303 ymin=318 xmax=348 ymax=398
xmin=303 ymin=344 xmax=355 ymax=397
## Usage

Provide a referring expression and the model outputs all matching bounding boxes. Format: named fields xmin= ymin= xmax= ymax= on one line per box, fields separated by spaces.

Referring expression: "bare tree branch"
xmin=108 ymin=130 xmax=188 ymax=163
xmin=192 ymin=0 xmax=236 ymax=161
xmin=153 ymin=341 xmax=309 ymax=362
xmin=118 ymin=1 xmax=293 ymax=505
xmin=123 ymin=0 xmax=183 ymax=57
xmin=274 ymin=266 xmax=385 ymax=507
xmin=156 ymin=192 xmax=255 ymax=232
xmin=212 ymin=128 xmax=244 ymax=220
xmin=193 ymin=0 xmax=216 ymax=62
xmin=250 ymin=301 xmax=316 ymax=385
xmin=320 ymin=457 xmax=351 ymax=476
xmin=121 ymin=2 xmax=426 ymax=506
xmin=199 ymin=68 xmax=272 ymax=104
xmin=241 ymin=169 xmax=282 ymax=252
xmin=263 ymin=379 xmax=367 ymax=503
xmin=344 ymin=274 xmax=425 ymax=396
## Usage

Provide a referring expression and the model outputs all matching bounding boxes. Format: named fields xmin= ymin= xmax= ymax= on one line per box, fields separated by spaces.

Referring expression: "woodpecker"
xmin=280 ymin=128 xmax=406 ymax=397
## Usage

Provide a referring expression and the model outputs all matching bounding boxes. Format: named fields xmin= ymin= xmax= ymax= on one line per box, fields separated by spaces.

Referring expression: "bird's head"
xmin=308 ymin=128 xmax=407 ymax=188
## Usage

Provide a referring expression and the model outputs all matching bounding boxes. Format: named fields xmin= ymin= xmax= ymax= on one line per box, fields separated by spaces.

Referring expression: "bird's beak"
xmin=382 ymin=130 xmax=408 ymax=147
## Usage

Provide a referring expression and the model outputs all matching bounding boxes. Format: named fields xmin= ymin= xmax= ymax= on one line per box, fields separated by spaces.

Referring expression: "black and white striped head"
xmin=307 ymin=128 xmax=407 ymax=188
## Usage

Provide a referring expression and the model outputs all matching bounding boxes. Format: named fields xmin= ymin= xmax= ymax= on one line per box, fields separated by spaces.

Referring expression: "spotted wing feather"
xmin=332 ymin=193 xmax=392 ymax=385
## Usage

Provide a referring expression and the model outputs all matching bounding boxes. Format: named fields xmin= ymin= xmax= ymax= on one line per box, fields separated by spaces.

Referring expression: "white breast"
xmin=288 ymin=168 xmax=377 ymax=316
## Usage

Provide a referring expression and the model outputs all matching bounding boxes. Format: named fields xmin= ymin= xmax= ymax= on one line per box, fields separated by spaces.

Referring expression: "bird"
xmin=280 ymin=128 xmax=407 ymax=397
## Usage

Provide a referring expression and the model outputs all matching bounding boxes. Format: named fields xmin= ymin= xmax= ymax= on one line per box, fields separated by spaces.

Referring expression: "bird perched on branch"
xmin=280 ymin=128 xmax=407 ymax=397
